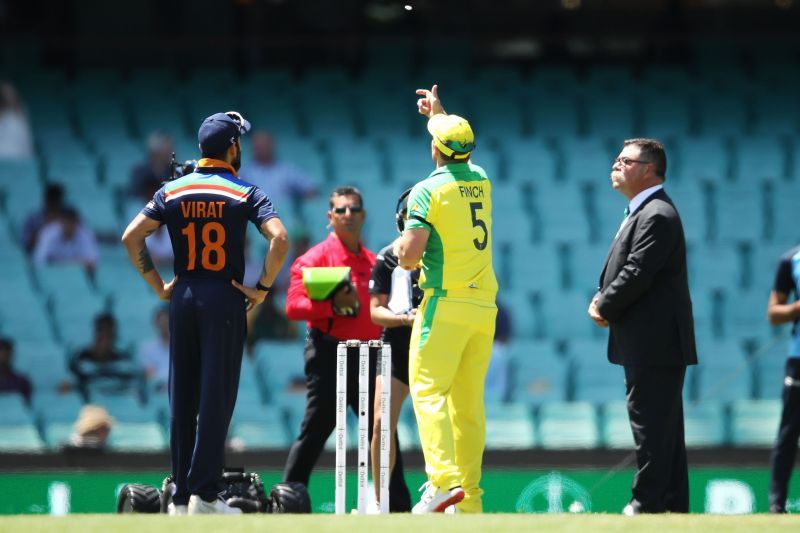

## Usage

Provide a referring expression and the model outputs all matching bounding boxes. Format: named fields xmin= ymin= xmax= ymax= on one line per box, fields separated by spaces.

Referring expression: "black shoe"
xmin=769 ymin=503 xmax=787 ymax=514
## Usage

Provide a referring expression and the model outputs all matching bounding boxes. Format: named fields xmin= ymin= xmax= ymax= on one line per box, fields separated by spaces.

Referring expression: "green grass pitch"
xmin=1 ymin=514 xmax=798 ymax=532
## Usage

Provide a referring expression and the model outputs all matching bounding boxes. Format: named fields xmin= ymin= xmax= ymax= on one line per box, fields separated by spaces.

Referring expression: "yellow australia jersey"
xmin=405 ymin=162 xmax=498 ymax=299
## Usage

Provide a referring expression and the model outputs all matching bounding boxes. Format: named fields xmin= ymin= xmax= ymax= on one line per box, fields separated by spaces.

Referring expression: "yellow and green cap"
xmin=427 ymin=114 xmax=475 ymax=160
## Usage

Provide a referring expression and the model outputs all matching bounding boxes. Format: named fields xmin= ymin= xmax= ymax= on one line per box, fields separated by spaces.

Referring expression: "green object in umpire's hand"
xmin=302 ymin=267 xmax=352 ymax=300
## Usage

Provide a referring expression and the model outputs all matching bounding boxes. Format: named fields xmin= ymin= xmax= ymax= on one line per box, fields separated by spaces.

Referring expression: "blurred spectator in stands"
xmin=0 ymin=337 xmax=33 ymax=406
xmin=33 ymin=207 xmax=99 ymax=276
xmin=243 ymin=233 xmax=304 ymax=351
xmin=138 ymin=306 xmax=170 ymax=392
xmin=485 ymin=300 xmax=512 ymax=403
xmin=21 ymin=182 xmax=67 ymax=254
xmin=70 ymin=313 xmax=139 ymax=397
xmin=0 ymin=81 xmax=33 ymax=159
xmin=66 ymin=405 xmax=114 ymax=451
xmin=129 ymin=130 xmax=173 ymax=202
xmin=240 ymin=130 xmax=318 ymax=220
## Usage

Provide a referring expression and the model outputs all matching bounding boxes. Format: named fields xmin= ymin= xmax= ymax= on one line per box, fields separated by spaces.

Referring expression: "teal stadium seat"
xmin=328 ymin=139 xmax=384 ymax=185
xmin=467 ymin=92 xmax=525 ymax=142
xmin=240 ymin=92 xmax=303 ymax=138
xmin=12 ymin=339 xmax=70 ymax=391
xmin=584 ymin=96 xmax=636 ymax=140
xmin=238 ymin=355 xmax=269 ymax=404
xmin=640 ymin=92 xmax=692 ymax=139
xmin=0 ymin=393 xmax=45 ymax=452
xmin=529 ymin=93 xmax=579 ymax=138
xmin=385 ymin=138 xmax=439 ymax=184
xmin=508 ymin=340 xmax=568 ymax=404
xmin=253 ymin=340 xmax=306 ymax=403
xmin=771 ymin=180 xmax=800 ymax=244
xmin=674 ymin=137 xmax=731 ymax=183
xmin=751 ymin=91 xmax=800 ymax=136
xmin=696 ymin=93 xmax=748 ymax=137
xmin=532 ymin=181 xmax=588 ymax=243
xmin=504 ymin=139 xmax=558 ymax=184
xmin=35 ymin=392 xmax=85 ymax=449
xmin=694 ymin=337 xmax=752 ymax=403
xmin=734 ymin=137 xmax=788 ymax=182
xmin=299 ymin=91 xmax=357 ymax=139
xmin=600 ymin=400 xmax=635 ymax=449
xmin=52 ymin=290 xmax=106 ymax=349
xmin=74 ymin=94 xmax=129 ymax=144
xmin=229 ymin=402 xmax=290 ymax=450
xmin=664 ymin=183 xmax=709 ymax=243
xmin=684 ymin=400 xmax=727 ymax=447
xmin=569 ymin=339 xmax=623 ymax=403
xmin=721 ymin=287 xmax=773 ymax=342
xmin=566 ymin=242 xmax=611 ymax=295
xmin=501 ymin=290 xmax=539 ymax=339
xmin=537 ymin=289 xmax=597 ymax=341
xmin=358 ymin=89 xmax=415 ymax=138
xmin=397 ymin=399 xmax=421 ymax=450
xmin=492 ymin=182 xmax=534 ymax=249
xmin=109 ymin=422 xmax=167 ymax=452
xmin=538 ymin=401 xmax=600 ymax=449
xmin=484 ymin=402 xmax=536 ymax=449
xmin=730 ymin=399 xmax=782 ymax=447
xmin=686 ymin=242 xmax=740 ymax=295
xmin=560 ymin=137 xmax=612 ymax=183
xmin=712 ymin=182 xmax=768 ymax=245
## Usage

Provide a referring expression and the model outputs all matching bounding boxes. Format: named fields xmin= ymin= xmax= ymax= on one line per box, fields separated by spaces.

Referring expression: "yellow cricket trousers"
xmin=409 ymin=288 xmax=497 ymax=513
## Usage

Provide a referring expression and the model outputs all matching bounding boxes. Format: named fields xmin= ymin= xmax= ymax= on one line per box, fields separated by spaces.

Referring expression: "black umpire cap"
xmin=198 ymin=111 xmax=251 ymax=155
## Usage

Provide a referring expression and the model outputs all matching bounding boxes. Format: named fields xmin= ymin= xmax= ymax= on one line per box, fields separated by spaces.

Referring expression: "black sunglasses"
xmin=332 ymin=205 xmax=364 ymax=215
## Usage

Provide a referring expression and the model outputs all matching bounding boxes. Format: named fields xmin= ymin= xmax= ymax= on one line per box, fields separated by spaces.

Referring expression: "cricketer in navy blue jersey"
xmin=122 ymin=111 xmax=289 ymax=515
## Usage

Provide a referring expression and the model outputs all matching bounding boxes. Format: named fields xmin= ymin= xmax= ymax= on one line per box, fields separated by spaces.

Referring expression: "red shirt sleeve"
xmin=285 ymin=243 xmax=335 ymax=322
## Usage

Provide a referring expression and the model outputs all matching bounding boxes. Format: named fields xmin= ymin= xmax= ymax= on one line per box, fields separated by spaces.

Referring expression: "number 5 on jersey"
xmin=181 ymin=222 xmax=227 ymax=271
xmin=470 ymin=202 xmax=488 ymax=251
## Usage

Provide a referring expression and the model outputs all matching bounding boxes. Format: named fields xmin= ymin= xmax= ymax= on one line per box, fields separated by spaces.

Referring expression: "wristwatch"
xmin=256 ymin=281 xmax=272 ymax=292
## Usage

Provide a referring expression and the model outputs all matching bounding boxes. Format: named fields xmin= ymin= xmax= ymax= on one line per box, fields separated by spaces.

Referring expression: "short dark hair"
xmin=45 ymin=183 xmax=64 ymax=203
xmin=623 ymin=138 xmax=667 ymax=180
xmin=0 ymin=337 xmax=13 ymax=352
xmin=201 ymin=138 xmax=237 ymax=161
xmin=94 ymin=312 xmax=116 ymax=329
xmin=329 ymin=186 xmax=364 ymax=209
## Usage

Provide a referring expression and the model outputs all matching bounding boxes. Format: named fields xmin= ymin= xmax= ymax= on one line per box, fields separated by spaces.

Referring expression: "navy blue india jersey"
xmin=141 ymin=162 xmax=277 ymax=283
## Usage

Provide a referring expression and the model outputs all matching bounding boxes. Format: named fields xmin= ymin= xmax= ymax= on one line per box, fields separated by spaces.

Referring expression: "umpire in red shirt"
xmin=283 ymin=186 xmax=410 ymax=511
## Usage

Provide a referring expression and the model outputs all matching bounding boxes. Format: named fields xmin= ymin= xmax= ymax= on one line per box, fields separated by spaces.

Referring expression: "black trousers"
xmin=624 ymin=364 xmax=689 ymax=513
xmin=169 ymin=281 xmax=246 ymax=505
xmin=283 ymin=330 xmax=412 ymax=512
xmin=769 ymin=358 xmax=800 ymax=511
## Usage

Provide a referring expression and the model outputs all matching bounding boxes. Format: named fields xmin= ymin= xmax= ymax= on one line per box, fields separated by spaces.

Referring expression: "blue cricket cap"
xmin=198 ymin=111 xmax=251 ymax=155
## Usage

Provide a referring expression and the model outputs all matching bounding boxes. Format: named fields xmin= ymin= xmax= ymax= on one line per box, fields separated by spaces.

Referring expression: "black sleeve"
xmin=597 ymin=212 xmax=678 ymax=322
xmin=370 ymin=247 xmax=395 ymax=296
xmin=774 ymin=254 xmax=796 ymax=296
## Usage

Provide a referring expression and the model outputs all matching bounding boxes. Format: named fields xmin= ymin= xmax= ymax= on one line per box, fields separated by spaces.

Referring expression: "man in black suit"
xmin=587 ymin=138 xmax=697 ymax=515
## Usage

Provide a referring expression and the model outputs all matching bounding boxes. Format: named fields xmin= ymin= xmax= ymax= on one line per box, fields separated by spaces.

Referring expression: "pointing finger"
xmin=431 ymin=84 xmax=438 ymax=97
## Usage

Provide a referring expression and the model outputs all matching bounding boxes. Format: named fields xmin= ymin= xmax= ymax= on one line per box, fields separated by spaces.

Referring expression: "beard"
xmin=232 ymin=143 xmax=242 ymax=171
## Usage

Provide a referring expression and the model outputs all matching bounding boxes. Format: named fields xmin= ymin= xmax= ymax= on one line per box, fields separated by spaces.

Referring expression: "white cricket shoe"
xmin=367 ymin=500 xmax=381 ymax=514
xmin=411 ymin=482 xmax=465 ymax=514
xmin=187 ymin=495 xmax=243 ymax=515
xmin=167 ymin=502 xmax=188 ymax=515
xmin=443 ymin=504 xmax=460 ymax=514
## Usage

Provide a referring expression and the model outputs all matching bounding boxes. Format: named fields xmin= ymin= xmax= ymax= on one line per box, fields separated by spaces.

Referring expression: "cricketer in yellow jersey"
xmin=394 ymin=85 xmax=498 ymax=514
